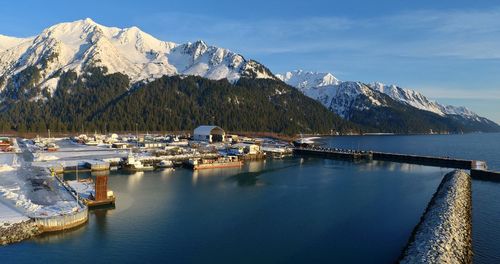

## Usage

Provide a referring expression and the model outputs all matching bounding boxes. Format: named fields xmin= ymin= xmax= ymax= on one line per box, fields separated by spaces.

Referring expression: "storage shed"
xmin=193 ymin=126 xmax=225 ymax=143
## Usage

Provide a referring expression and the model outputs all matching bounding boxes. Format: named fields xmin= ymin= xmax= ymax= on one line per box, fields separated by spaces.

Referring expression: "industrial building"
xmin=193 ymin=126 xmax=226 ymax=143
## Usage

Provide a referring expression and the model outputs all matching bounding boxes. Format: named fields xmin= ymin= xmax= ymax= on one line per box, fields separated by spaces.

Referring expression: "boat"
xmin=0 ymin=164 xmax=15 ymax=172
xmin=156 ymin=160 xmax=174 ymax=169
xmin=187 ymin=156 xmax=243 ymax=170
xmin=45 ymin=143 xmax=59 ymax=152
xmin=122 ymin=151 xmax=154 ymax=171
xmin=85 ymin=140 xmax=100 ymax=146
xmin=292 ymin=134 xmax=316 ymax=148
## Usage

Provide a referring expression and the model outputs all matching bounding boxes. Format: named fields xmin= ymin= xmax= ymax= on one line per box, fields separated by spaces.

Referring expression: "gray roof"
xmin=193 ymin=125 xmax=225 ymax=136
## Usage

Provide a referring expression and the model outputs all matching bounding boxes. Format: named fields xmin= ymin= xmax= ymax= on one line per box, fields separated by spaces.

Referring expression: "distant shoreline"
xmin=0 ymin=131 xmax=497 ymax=142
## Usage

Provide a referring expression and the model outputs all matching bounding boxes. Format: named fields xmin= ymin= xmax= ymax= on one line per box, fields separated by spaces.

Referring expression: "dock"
xmin=293 ymin=147 xmax=372 ymax=161
xmin=293 ymin=147 xmax=499 ymax=181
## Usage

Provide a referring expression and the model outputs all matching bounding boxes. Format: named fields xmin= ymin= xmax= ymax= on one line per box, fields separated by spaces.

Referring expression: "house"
xmin=193 ymin=126 xmax=226 ymax=143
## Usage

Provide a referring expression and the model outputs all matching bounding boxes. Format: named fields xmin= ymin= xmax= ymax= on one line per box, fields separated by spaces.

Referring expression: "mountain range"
xmin=0 ymin=18 xmax=498 ymax=134
xmin=277 ymin=70 xmax=499 ymax=133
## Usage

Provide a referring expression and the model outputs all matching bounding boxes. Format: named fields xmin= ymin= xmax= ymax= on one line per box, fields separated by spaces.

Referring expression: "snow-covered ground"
xmin=32 ymin=139 xmax=128 ymax=162
xmin=0 ymin=199 xmax=28 ymax=226
xmin=66 ymin=180 xmax=94 ymax=200
xmin=0 ymin=140 xmax=85 ymax=221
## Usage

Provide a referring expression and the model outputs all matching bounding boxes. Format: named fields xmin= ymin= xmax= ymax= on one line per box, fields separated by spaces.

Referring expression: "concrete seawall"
xmin=372 ymin=152 xmax=472 ymax=170
xmin=399 ymin=170 xmax=472 ymax=264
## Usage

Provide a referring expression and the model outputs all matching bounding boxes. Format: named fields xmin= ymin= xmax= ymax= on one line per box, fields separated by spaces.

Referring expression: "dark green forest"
xmin=345 ymin=92 xmax=500 ymax=133
xmin=0 ymin=67 xmax=498 ymax=135
xmin=0 ymin=68 xmax=358 ymax=135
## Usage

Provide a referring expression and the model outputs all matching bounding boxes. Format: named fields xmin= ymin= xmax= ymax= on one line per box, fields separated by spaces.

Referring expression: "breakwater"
xmin=293 ymin=147 xmax=500 ymax=181
xmin=399 ymin=170 xmax=472 ymax=263
xmin=1 ymin=220 xmax=42 ymax=245
xmin=293 ymin=147 xmax=372 ymax=161
xmin=372 ymin=152 xmax=474 ymax=169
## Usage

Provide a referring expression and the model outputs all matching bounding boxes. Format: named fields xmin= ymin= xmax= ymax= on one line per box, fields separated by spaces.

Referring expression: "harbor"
xmin=0 ymin=125 xmax=295 ymax=245
xmin=1 ymin=129 xmax=500 ymax=263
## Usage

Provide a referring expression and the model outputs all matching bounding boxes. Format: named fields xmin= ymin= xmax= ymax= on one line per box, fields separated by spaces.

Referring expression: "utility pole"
xmin=136 ymin=123 xmax=139 ymax=148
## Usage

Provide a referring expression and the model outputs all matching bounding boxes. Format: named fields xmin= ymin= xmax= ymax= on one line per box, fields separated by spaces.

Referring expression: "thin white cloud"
xmin=137 ymin=8 xmax=500 ymax=60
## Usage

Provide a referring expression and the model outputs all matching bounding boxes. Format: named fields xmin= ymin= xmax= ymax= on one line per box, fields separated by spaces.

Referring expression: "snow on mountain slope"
xmin=0 ymin=35 xmax=32 ymax=51
xmin=277 ymin=71 xmax=388 ymax=118
xmin=0 ymin=18 xmax=275 ymax=94
xmin=278 ymin=70 xmax=488 ymax=122
xmin=369 ymin=82 xmax=446 ymax=115
xmin=368 ymin=82 xmax=484 ymax=120
xmin=276 ymin=70 xmax=339 ymax=89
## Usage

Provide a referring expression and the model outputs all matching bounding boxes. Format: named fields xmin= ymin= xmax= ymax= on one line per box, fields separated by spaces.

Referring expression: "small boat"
xmin=187 ymin=156 xmax=242 ymax=170
xmin=0 ymin=164 xmax=15 ymax=172
xmin=45 ymin=143 xmax=59 ymax=152
xmin=122 ymin=152 xmax=154 ymax=171
xmin=156 ymin=160 xmax=174 ymax=169
xmin=85 ymin=141 xmax=100 ymax=146
xmin=292 ymin=134 xmax=315 ymax=148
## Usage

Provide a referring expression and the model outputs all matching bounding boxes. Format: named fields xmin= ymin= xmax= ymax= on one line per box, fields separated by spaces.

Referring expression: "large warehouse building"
xmin=193 ymin=126 xmax=226 ymax=143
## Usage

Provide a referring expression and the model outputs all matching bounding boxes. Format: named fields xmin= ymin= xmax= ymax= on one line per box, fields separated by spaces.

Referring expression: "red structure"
xmin=0 ymin=138 xmax=11 ymax=151
xmin=95 ymin=175 xmax=108 ymax=201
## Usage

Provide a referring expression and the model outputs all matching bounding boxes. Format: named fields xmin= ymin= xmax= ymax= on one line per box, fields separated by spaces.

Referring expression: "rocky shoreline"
xmin=399 ymin=170 xmax=473 ymax=263
xmin=1 ymin=219 xmax=41 ymax=245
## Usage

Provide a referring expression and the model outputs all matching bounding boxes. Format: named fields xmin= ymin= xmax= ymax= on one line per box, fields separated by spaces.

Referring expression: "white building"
xmin=193 ymin=126 xmax=225 ymax=143
xmin=231 ymin=143 xmax=261 ymax=155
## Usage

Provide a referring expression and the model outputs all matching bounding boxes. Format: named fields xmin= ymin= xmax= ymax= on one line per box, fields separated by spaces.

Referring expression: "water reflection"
xmin=91 ymin=208 xmax=112 ymax=239
xmin=226 ymin=160 xmax=300 ymax=187
xmin=247 ymin=160 xmax=266 ymax=172
xmin=160 ymin=168 xmax=175 ymax=182
xmin=126 ymin=171 xmax=144 ymax=190
xmin=32 ymin=222 xmax=87 ymax=245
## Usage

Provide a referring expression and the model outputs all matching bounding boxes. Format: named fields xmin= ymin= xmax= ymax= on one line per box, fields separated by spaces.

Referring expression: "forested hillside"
xmin=0 ymin=68 xmax=358 ymax=134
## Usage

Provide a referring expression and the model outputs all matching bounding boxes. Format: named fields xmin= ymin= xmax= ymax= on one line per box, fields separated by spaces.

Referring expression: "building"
xmin=139 ymin=142 xmax=166 ymax=148
xmin=231 ymin=143 xmax=261 ymax=155
xmin=193 ymin=126 xmax=225 ymax=143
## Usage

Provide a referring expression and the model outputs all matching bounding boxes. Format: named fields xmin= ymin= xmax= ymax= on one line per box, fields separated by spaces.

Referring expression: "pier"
xmin=293 ymin=147 xmax=372 ymax=161
xmin=293 ymin=147 xmax=499 ymax=181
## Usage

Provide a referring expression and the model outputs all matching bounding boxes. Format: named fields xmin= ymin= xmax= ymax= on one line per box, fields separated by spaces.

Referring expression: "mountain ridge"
xmin=0 ymin=18 xmax=276 ymax=97
xmin=277 ymin=70 xmax=499 ymax=132
xmin=0 ymin=19 xmax=498 ymax=134
xmin=277 ymin=70 xmax=497 ymax=123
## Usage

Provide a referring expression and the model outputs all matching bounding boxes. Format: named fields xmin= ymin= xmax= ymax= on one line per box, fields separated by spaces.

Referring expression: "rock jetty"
xmin=399 ymin=170 xmax=472 ymax=264
xmin=0 ymin=220 xmax=41 ymax=245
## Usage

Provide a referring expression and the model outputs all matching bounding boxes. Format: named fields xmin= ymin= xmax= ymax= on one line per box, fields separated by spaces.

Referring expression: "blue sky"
xmin=1 ymin=0 xmax=499 ymax=122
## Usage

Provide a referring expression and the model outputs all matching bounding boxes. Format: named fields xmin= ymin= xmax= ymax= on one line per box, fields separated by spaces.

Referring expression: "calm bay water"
xmin=1 ymin=133 xmax=499 ymax=263
xmin=320 ymin=133 xmax=500 ymax=263
xmin=317 ymin=132 xmax=500 ymax=171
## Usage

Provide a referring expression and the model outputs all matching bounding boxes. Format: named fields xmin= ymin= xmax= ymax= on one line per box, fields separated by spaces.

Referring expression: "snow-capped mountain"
xmin=0 ymin=18 xmax=275 ymax=95
xmin=276 ymin=70 xmax=340 ymax=89
xmin=278 ymin=70 xmax=490 ymax=121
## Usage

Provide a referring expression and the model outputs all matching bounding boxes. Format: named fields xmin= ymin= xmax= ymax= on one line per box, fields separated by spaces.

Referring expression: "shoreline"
xmin=1 ymin=219 xmax=42 ymax=245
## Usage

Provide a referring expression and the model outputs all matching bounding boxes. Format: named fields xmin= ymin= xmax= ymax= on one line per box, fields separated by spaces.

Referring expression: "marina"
xmin=1 ymin=131 xmax=500 ymax=263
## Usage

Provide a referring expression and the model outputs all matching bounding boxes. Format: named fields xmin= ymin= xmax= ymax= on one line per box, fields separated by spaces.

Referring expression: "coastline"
xmin=1 ymin=219 xmax=41 ymax=245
